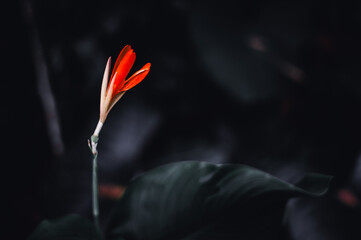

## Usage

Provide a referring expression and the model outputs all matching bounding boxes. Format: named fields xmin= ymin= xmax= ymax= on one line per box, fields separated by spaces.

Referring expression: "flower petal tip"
xmin=144 ymin=62 xmax=151 ymax=70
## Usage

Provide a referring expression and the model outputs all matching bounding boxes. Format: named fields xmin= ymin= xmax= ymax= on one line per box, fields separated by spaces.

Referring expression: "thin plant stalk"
xmin=92 ymin=150 xmax=100 ymax=234
xmin=89 ymin=124 xmax=102 ymax=236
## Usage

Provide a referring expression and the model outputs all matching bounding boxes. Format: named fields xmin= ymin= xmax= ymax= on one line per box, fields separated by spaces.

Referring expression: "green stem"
xmin=89 ymin=134 xmax=101 ymax=237
xmin=92 ymin=152 xmax=100 ymax=235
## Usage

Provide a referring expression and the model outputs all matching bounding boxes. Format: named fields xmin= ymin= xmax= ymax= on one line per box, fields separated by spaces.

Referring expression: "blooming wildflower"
xmin=99 ymin=45 xmax=151 ymax=124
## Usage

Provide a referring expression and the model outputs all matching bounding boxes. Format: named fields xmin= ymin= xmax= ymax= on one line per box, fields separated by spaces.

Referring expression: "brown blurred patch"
xmin=99 ymin=184 xmax=126 ymax=200
xmin=337 ymin=188 xmax=359 ymax=207
xmin=248 ymin=36 xmax=267 ymax=52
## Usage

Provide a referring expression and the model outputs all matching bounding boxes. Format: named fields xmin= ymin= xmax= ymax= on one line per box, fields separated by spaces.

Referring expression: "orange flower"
xmin=99 ymin=45 xmax=151 ymax=124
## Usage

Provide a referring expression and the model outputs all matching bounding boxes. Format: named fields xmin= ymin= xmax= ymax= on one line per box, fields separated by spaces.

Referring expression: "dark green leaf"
xmin=106 ymin=161 xmax=331 ymax=240
xmin=28 ymin=214 xmax=100 ymax=240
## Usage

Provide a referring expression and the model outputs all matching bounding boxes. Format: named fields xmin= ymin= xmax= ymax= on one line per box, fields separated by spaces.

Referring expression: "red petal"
xmin=122 ymin=63 xmax=151 ymax=91
xmin=111 ymin=49 xmax=136 ymax=95
xmin=110 ymin=45 xmax=131 ymax=81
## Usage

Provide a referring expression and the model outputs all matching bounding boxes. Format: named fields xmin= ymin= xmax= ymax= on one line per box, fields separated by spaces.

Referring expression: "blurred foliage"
xmin=28 ymin=161 xmax=331 ymax=240
xmin=28 ymin=214 xmax=100 ymax=240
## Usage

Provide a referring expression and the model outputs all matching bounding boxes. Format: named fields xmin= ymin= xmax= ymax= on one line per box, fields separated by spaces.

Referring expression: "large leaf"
xmin=28 ymin=214 xmax=100 ymax=240
xmin=106 ymin=161 xmax=331 ymax=240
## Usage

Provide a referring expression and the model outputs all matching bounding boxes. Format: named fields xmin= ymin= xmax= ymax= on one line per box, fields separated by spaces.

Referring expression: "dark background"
xmin=3 ymin=0 xmax=361 ymax=239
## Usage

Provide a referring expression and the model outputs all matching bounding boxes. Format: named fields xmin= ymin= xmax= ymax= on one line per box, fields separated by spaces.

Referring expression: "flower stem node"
xmin=91 ymin=135 xmax=99 ymax=144
xmin=89 ymin=135 xmax=99 ymax=155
